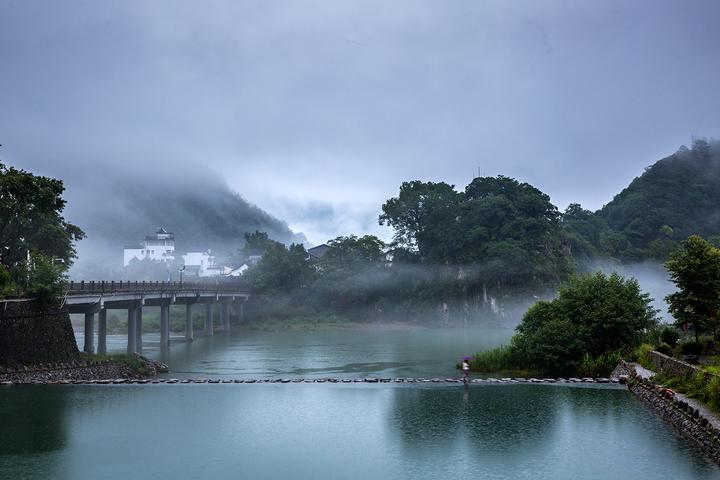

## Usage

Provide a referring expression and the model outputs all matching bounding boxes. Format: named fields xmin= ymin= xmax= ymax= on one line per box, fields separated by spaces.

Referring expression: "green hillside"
xmin=564 ymin=139 xmax=720 ymax=262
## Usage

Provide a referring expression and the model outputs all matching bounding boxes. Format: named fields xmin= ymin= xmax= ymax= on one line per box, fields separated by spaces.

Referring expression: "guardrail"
xmin=64 ymin=280 xmax=251 ymax=295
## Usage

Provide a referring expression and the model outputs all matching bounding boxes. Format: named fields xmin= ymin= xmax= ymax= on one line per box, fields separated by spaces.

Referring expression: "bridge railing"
xmin=64 ymin=280 xmax=251 ymax=295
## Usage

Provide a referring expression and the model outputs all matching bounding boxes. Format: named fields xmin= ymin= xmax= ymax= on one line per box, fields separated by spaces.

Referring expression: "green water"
xmin=0 ymin=328 xmax=717 ymax=479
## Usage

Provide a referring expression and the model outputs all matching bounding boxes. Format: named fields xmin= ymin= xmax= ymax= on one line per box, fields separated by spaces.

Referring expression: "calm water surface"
xmin=0 ymin=327 xmax=717 ymax=479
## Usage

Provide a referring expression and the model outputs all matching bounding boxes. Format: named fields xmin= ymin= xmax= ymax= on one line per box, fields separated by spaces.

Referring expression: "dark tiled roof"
xmin=307 ymin=244 xmax=330 ymax=258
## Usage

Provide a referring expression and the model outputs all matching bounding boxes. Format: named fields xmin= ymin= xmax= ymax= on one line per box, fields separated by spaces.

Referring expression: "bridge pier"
xmin=98 ymin=309 xmax=107 ymax=355
xmin=83 ymin=312 xmax=95 ymax=354
xmin=160 ymin=303 xmax=170 ymax=349
xmin=205 ymin=303 xmax=214 ymax=336
xmin=127 ymin=304 xmax=137 ymax=355
xmin=221 ymin=302 xmax=230 ymax=331
xmin=135 ymin=305 xmax=143 ymax=354
xmin=233 ymin=298 xmax=245 ymax=324
xmin=185 ymin=303 xmax=194 ymax=342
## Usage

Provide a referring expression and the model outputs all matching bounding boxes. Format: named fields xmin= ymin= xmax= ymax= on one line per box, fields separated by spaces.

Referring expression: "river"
xmin=1 ymin=327 xmax=718 ymax=479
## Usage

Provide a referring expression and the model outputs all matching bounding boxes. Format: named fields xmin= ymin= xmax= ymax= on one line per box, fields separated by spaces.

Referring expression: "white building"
xmin=183 ymin=250 xmax=224 ymax=278
xmin=123 ymin=228 xmax=176 ymax=267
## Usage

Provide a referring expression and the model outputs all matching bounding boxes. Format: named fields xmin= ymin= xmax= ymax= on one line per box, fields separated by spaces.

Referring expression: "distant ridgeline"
xmin=564 ymin=138 xmax=720 ymax=263
xmin=67 ymin=171 xmax=304 ymax=279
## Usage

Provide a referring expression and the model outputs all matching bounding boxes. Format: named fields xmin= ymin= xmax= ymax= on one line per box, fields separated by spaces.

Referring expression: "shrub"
xmin=655 ymin=342 xmax=673 ymax=356
xmin=681 ymin=340 xmax=704 ymax=355
xmin=660 ymin=326 xmax=680 ymax=347
xmin=0 ymin=265 xmax=17 ymax=298
xmin=577 ymin=351 xmax=621 ymax=378
xmin=707 ymin=377 xmax=720 ymax=411
xmin=630 ymin=343 xmax=655 ymax=368
xmin=470 ymin=345 xmax=518 ymax=372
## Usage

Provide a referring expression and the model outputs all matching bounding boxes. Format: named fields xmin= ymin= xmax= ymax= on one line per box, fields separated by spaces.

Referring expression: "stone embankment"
xmin=0 ymin=354 xmax=168 ymax=384
xmin=623 ymin=357 xmax=720 ymax=465
xmin=0 ymin=376 xmax=622 ymax=386
xmin=0 ymin=298 xmax=79 ymax=365
xmin=649 ymin=350 xmax=711 ymax=378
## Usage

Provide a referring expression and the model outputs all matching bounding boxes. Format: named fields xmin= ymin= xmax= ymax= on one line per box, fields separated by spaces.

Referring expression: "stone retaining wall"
xmin=649 ymin=351 xmax=702 ymax=378
xmin=0 ymin=299 xmax=79 ymax=365
xmin=628 ymin=371 xmax=720 ymax=464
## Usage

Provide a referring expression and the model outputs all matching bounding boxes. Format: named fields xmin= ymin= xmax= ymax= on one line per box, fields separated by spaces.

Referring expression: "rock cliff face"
xmin=0 ymin=299 xmax=79 ymax=366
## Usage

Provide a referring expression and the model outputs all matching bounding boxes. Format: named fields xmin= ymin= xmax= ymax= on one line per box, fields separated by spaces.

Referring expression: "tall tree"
xmin=0 ymin=162 xmax=84 ymax=298
xmin=245 ymin=243 xmax=315 ymax=293
xmin=665 ymin=235 xmax=720 ymax=340
xmin=379 ymin=181 xmax=459 ymax=252
xmin=0 ymin=162 xmax=84 ymax=267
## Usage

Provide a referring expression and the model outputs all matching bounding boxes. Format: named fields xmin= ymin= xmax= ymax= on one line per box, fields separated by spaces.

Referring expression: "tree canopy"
xmin=665 ymin=235 xmax=720 ymax=340
xmin=476 ymin=272 xmax=658 ymax=376
xmin=0 ymin=162 xmax=84 ymax=298
xmin=379 ymin=176 xmax=572 ymax=291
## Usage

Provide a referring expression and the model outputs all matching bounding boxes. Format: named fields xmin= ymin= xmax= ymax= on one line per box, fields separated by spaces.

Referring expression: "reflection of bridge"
xmin=64 ymin=281 xmax=250 ymax=356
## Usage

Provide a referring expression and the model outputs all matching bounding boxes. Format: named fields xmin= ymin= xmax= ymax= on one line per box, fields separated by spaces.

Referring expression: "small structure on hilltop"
xmin=307 ymin=244 xmax=330 ymax=260
xmin=123 ymin=227 xmax=176 ymax=267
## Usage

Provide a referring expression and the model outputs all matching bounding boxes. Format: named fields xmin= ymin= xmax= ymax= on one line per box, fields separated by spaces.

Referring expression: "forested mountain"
xmin=563 ymin=139 xmax=720 ymax=263
xmin=245 ymin=139 xmax=720 ymax=326
xmin=66 ymin=171 xmax=303 ymax=279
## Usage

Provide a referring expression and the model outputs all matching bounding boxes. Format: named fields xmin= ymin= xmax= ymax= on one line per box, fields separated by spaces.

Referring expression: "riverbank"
xmin=0 ymin=354 xmax=168 ymax=384
xmin=619 ymin=358 xmax=720 ymax=465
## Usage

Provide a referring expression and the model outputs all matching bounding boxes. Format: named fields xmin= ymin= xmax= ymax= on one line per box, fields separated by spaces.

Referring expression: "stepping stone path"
xmin=0 ymin=376 xmax=625 ymax=386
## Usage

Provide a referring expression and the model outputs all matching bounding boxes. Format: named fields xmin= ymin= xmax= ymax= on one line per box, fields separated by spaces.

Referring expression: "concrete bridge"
xmin=63 ymin=281 xmax=250 ymax=356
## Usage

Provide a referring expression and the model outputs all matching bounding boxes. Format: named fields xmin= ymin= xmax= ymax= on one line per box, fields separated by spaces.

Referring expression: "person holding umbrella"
xmin=462 ymin=356 xmax=471 ymax=383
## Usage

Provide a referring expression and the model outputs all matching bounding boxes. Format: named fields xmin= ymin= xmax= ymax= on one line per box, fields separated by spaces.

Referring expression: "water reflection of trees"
xmin=0 ymin=386 xmax=69 ymax=454
xmin=388 ymin=385 xmax=564 ymax=456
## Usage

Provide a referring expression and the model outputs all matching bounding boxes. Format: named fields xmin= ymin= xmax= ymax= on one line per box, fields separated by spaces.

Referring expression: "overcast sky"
xmin=1 ymin=0 xmax=719 ymax=244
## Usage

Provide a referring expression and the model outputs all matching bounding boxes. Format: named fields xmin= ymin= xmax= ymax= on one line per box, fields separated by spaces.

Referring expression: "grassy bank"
xmin=78 ymin=353 xmax=156 ymax=377
xmin=467 ymin=345 xmax=621 ymax=378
